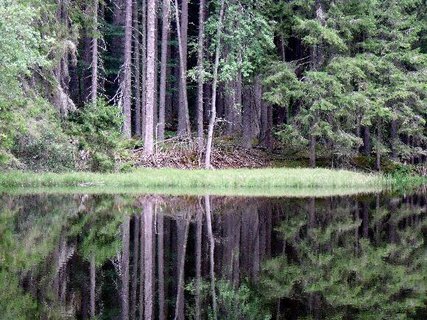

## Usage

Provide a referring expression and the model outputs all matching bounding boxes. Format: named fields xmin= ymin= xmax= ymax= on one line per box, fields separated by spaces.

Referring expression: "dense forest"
xmin=1 ymin=0 xmax=427 ymax=172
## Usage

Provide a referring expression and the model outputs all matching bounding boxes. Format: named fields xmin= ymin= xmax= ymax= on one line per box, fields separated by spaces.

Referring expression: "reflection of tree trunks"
xmin=205 ymin=196 xmax=218 ymax=319
xmin=90 ymin=255 xmax=96 ymax=318
xmin=144 ymin=202 xmax=154 ymax=320
xmin=241 ymin=203 xmax=259 ymax=281
xmin=362 ymin=201 xmax=369 ymax=238
xmin=157 ymin=208 xmax=165 ymax=320
xmin=308 ymin=198 xmax=315 ymax=228
xmin=195 ymin=203 xmax=203 ymax=320
xmin=122 ymin=216 xmax=130 ymax=320
xmin=131 ymin=215 xmax=140 ymax=320
xmin=139 ymin=211 xmax=145 ymax=320
xmin=174 ymin=217 xmax=189 ymax=320
xmin=222 ymin=209 xmax=241 ymax=287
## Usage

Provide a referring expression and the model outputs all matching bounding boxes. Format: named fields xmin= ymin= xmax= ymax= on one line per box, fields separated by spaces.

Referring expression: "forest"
xmin=0 ymin=0 xmax=426 ymax=173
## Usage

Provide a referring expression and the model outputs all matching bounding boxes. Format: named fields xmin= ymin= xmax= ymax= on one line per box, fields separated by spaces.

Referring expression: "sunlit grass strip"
xmin=0 ymin=168 xmax=385 ymax=190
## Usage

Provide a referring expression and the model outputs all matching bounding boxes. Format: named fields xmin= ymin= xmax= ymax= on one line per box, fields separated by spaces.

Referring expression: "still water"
xmin=0 ymin=190 xmax=426 ymax=319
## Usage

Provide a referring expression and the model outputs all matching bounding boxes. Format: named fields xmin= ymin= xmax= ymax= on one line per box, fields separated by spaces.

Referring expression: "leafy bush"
xmin=67 ymin=99 xmax=130 ymax=172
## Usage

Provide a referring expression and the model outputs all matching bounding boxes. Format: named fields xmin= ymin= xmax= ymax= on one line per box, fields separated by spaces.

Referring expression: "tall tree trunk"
xmin=174 ymin=0 xmax=191 ymax=137
xmin=121 ymin=216 xmax=131 ymax=320
xmin=143 ymin=0 xmax=157 ymax=156
xmin=158 ymin=0 xmax=171 ymax=142
xmin=362 ymin=126 xmax=371 ymax=156
xmin=134 ymin=0 xmax=142 ymax=136
xmin=122 ymin=0 xmax=133 ymax=138
xmin=141 ymin=0 xmax=147 ymax=137
xmin=196 ymin=0 xmax=206 ymax=149
xmin=205 ymin=0 xmax=226 ymax=168
xmin=176 ymin=0 xmax=191 ymax=137
xmin=90 ymin=0 xmax=99 ymax=105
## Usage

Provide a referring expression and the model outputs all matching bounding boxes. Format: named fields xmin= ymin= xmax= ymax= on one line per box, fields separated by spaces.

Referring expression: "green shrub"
xmin=67 ymin=99 xmax=131 ymax=172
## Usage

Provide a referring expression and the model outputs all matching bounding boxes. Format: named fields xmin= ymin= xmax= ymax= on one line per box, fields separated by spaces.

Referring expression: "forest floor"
xmin=131 ymin=139 xmax=271 ymax=169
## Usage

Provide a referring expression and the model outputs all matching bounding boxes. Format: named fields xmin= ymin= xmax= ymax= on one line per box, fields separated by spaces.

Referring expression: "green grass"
xmin=0 ymin=168 xmax=385 ymax=192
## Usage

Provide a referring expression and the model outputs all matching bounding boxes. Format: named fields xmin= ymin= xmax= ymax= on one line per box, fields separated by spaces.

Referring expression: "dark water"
xmin=0 ymin=190 xmax=426 ymax=319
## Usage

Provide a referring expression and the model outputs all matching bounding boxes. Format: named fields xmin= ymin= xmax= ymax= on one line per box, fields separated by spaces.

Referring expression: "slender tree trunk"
xmin=134 ymin=0 xmax=142 ymax=136
xmin=158 ymin=0 xmax=171 ymax=142
xmin=143 ymin=0 xmax=157 ymax=156
xmin=90 ymin=0 xmax=99 ymax=105
xmin=122 ymin=0 xmax=133 ymax=138
xmin=121 ymin=216 xmax=131 ymax=320
xmin=205 ymin=195 xmax=218 ymax=319
xmin=363 ymin=126 xmax=371 ymax=156
xmin=141 ymin=0 xmax=147 ymax=137
xmin=176 ymin=0 xmax=191 ymax=137
xmin=196 ymin=0 xmax=206 ymax=149
xmin=174 ymin=0 xmax=191 ymax=137
xmin=205 ymin=0 xmax=226 ymax=168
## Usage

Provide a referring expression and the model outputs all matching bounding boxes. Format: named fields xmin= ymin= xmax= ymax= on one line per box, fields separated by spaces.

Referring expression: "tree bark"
xmin=176 ymin=0 xmax=191 ymax=137
xmin=90 ymin=0 xmax=99 ymax=105
xmin=122 ymin=0 xmax=133 ymax=138
xmin=174 ymin=0 xmax=191 ymax=137
xmin=134 ymin=0 xmax=142 ymax=136
xmin=141 ymin=0 xmax=147 ymax=138
xmin=158 ymin=0 xmax=171 ymax=142
xmin=143 ymin=0 xmax=157 ymax=156
xmin=205 ymin=0 xmax=226 ymax=168
xmin=196 ymin=0 xmax=206 ymax=149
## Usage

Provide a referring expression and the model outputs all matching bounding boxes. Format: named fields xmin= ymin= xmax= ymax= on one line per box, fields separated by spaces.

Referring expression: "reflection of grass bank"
xmin=1 ymin=168 xmax=384 ymax=190
xmin=0 ymin=185 xmax=383 ymax=198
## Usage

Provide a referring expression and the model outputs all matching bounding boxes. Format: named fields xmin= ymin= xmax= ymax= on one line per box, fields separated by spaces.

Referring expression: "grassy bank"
xmin=0 ymin=168 xmax=384 ymax=190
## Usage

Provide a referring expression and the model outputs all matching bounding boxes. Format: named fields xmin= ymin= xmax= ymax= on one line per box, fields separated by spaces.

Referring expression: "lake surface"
xmin=1 ymin=189 xmax=426 ymax=319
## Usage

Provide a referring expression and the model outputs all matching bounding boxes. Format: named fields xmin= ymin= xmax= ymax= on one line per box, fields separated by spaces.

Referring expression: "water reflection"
xmin=0 ymin=191 xmax=426 ymax=319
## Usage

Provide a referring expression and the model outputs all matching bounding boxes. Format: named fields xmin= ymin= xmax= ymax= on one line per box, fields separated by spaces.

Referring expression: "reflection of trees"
xmin=1 ymin=193 xmax=425 ymax=319
xmin=260 ymin=195 xmax=427 ymax=319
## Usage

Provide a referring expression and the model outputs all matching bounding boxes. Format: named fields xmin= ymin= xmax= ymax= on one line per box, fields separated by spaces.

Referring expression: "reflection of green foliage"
xmin=68 ymin=195 xmax=128 ymax=265
xmin=261 ymin=198 xmax=427 ymax=319
xmin=186 ymin=278 xmax=271 ymax=320
xmin=0 ymin=271 xmax=38 ymax=320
